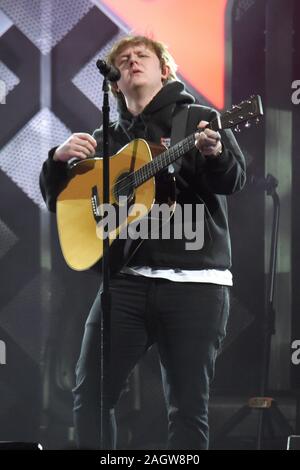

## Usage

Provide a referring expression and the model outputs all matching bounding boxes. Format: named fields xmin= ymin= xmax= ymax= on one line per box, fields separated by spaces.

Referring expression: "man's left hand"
xmin=195 ymin=120 xmax=222 ymax=158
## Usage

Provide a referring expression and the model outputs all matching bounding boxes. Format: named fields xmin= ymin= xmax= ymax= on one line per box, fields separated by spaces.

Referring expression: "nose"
xmin=129 ymin=55 xmax=138 ymax=67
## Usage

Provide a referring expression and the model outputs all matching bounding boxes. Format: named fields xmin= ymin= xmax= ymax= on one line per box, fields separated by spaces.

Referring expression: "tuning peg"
xmin=255 ymin=117 xmax=260 ymax=125
xmin=245 ymin=120 xmax=251 ymax=128
xmin=234 ymin=125 xmax=241 ymax=133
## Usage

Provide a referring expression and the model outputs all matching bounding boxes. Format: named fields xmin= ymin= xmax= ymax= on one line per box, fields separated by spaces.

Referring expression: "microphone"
xmin=96 ymin=59 xmax=121 ymax=82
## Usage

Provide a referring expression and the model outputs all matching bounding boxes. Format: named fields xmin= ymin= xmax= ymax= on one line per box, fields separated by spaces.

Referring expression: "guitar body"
xmin=57 ymin=139 xmax=175 ymax=271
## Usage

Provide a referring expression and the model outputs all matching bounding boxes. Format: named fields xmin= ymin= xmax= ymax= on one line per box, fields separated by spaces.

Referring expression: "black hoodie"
xmin=40 ymin=81 xmax=246 ymax=271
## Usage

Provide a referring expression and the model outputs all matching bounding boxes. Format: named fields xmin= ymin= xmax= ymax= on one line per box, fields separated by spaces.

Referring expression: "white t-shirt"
xmin=121 ymin=266 xmax=233 ymax=286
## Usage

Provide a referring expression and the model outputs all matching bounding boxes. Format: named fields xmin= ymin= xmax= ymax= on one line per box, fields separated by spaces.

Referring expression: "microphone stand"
xmin=212 ymin=173 xmax=294 ymax=449
xmin=255 ymin=173 xmax=291 ymax=449
xmin=96 ymin=60 xmax=119 ymax=449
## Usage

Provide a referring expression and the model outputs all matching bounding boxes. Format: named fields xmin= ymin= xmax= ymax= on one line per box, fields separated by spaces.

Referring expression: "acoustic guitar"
xmin=56 ymin=95 xmax=263 ymax=271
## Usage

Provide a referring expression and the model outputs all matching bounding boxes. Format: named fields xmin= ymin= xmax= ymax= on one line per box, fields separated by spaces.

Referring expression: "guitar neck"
xmin=132 ymin=118 xmax=219 ymax=188
xmin=131 ymin=94 xmax=263 ymax=188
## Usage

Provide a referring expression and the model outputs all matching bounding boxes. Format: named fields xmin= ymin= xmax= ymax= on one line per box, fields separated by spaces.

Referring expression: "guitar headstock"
xmin=210 ymin=95 xmax=264 ymax=132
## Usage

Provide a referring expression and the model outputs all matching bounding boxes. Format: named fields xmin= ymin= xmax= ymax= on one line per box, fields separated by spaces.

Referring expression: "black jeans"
xmin=73 ymin=273 xmax=230 ymax=450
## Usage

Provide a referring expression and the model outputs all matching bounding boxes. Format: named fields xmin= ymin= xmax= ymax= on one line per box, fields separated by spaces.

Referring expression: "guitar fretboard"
xmin=133 ymin=134 xmax=196 ymax=187
xmin=121 ymin=93 xmax=263 ymax=190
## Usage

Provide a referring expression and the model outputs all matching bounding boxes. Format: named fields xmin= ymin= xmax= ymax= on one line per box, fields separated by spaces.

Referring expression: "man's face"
xmin=114 ymin=43 xmax=168 ymax=97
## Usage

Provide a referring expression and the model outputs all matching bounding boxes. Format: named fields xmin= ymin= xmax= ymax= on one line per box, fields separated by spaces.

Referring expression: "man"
xmin=40 ymin=35 xmax=246 ymax=450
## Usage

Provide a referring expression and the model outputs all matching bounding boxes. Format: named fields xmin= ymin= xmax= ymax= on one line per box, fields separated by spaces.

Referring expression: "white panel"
xmin=0 ymin=8 xmax=13 ymax=37
xmin=0 ymin=108 xmax=71 ymax=208
xmin=0 ymin=0 xmax=93 ymax=54
xmin=0 ymin=60 xmax=20 ymax=103
xmin=72 ymin=31 xmax=125 ymax=121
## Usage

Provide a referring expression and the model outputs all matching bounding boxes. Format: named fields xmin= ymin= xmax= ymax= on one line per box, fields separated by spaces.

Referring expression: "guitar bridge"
xmin=91 ymin=186 xmax=101 ymax=223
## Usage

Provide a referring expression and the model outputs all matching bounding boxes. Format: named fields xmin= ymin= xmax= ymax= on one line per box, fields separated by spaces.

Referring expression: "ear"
xmin=111 ymin=82 xmax=119 ymax=93
xmin=161 ymin=63 xmax=170 ymax=82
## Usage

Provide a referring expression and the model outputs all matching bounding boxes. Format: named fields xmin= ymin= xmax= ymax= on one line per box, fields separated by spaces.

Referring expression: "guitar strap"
xmin=170 ymin=103 xmax=212 ymax=244
xmin=170 ymin=104 xmax=191 ymax=147
xmin=170 ymin=103 xmax=201 ymax=195
xmin=169 ymin=104 xmax=191 ymax=174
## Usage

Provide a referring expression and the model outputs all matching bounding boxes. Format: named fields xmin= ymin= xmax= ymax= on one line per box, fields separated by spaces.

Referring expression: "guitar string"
xmin=90 ymin=103 xmax=254 ymax=199
xmin=82 ymin=99 xmax=259 ymax=219
xmin=115 ymin=135 xmax=195 ymax=197
xmin=101 ymin=133 xmax=197 ymax=199
xmin=111 ymin=117 xmax=221 ymax=193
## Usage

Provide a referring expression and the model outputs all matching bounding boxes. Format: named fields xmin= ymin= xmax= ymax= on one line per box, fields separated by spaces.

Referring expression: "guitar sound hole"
xmin=114 ymin=172 xmax=134 ymax=204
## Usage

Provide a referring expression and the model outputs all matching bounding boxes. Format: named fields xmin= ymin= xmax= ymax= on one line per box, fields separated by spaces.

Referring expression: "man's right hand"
xmin=53 ymin=133 xmax=97 ymax=162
